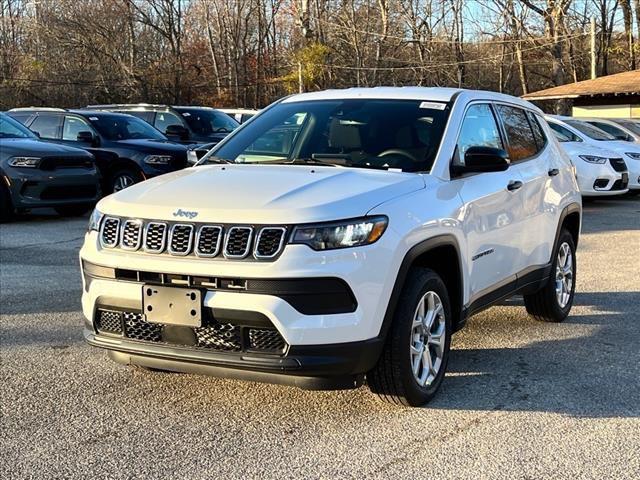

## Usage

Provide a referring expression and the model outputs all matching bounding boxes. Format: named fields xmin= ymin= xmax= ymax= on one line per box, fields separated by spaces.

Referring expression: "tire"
xmin=523 ymin=229 xmax=576 ymax=322
xmin=54 ymin=204 xmax=92 ymax=217
xmin=109 ymin=168 xmax=142 ymax=193
xmin=368 ymin=268 xmax=452 ymax=407
xmin=0 ymin=184 xmax=14 ymax=223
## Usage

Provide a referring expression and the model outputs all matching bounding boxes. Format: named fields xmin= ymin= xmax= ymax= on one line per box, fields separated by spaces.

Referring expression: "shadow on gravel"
xmin=438 ymin=290 xmax=640 ymax=418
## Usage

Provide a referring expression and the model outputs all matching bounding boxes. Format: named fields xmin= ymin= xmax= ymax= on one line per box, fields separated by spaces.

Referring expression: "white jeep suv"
xmin=80 ymin=88 xmax=581 ymax=406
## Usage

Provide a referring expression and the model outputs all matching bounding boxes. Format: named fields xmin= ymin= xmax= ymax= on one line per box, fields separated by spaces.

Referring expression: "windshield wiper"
xmin=202 ymin=155 xmax=234 ymax=165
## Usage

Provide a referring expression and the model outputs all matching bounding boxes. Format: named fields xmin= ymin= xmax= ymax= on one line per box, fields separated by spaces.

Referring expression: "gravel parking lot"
xmin=1 ymin=197 xmax=639 ymax=479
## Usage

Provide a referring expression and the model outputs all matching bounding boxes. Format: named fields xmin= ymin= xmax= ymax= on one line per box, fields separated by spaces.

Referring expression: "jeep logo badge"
xmin=173 ymin=208 xmax=198 ymax=219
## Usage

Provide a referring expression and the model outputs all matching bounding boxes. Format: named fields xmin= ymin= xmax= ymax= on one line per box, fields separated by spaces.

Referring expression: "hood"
xmin=99 ymin=164 xmax=425 ymax=223
xmin=557 ymin=141 xmax=624 ymax=159
xmin=115 ymin=139 xmax=188 ymax=153
xmin=0 ymin=138 xmax=92 ymax=158
xmin=597 ymin=140 xmax=640 ymax=157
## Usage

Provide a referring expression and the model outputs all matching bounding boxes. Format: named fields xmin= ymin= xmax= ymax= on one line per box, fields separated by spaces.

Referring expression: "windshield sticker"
xmin=182 ymin=112 xmax=191 ymax=116
xmin=419 ymin=102 xmax=446 ymax=110
xmin=88 ymin=117 xmax=99 ymax=121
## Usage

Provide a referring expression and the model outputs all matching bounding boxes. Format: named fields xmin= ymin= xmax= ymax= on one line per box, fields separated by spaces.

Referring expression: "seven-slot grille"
xmin=609 ymin=158 xmax=627 ymax=172
xmin=99 ymin=217 xmax=285 ymax=260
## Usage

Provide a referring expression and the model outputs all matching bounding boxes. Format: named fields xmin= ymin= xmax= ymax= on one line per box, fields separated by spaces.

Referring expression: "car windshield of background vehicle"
xmin=178 ymin=109 xmax=239 ymax=135
xmin=615 ymin=119 xmax=640 ymax=136
xmin=89 ymin=114 xmax=167 ymax=141
xmin=0 ymin=114 xmax=38 ymax=139
xmin=207 ymin=99 xmax=449 ymax=172
xmin=566 ymin=120 xmax=616 ymax=141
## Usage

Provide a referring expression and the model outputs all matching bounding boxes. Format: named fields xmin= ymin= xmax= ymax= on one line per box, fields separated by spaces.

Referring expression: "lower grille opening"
xmin=95 ymin=308 xmax=287 ymax=355
xmin=40 ymin=185 xmax=97 ymax=200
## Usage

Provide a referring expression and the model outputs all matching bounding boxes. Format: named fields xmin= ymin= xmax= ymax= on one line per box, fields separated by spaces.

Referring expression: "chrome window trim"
xmin=168 ymin=223 xmax=194 ymax=256
xmin=99 ymin=217 xmax=120 ymax=248
xmin=195 ymin=225 xmax=223 ymax=258
xmin=120 ymin=219 xmax=143 ymax=251
xmin=253 ymin=227 xmax=287 ymax=260
xmin=223 ymin=226 xmax=253 ymax=259
xmin=143 ymin=222 xmax=167 ymax=253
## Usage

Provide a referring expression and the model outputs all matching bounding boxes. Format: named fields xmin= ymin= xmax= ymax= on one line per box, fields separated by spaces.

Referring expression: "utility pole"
xmin=590 ymin=17 xmax=597 ymax=80
xmin=298 ymin=0 xmax=312 ymax=93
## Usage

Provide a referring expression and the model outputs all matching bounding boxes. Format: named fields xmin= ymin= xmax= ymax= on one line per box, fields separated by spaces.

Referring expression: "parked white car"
xmin=547 ymin=115 xmax=639 ymax=193
xmin=580 ymin=117 xmax=640 ymax=143
xmin=219 ymin=108 xmax=259 ymax=124
xmin=545 ymin=117 xmax=628 ymax=196
xmin=81 ymin=88 xmax=582 ymax=406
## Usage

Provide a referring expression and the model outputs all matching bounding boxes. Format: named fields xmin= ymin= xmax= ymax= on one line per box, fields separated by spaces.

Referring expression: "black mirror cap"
xmin=452 ymin=146 xmax=510 ymax=175
xmin=165 ymin=124 xmax=190 ymax=140
xmin=76 ymin=131 xmax=97 ymax=145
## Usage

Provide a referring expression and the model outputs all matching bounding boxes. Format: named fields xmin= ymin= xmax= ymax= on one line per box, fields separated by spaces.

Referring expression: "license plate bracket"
xmin=142 ymin=285 xmax=202 ymax=327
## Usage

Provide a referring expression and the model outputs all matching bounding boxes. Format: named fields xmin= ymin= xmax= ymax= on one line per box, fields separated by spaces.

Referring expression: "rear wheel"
xmin=523 ymin=229 xmax=576 ymax=322
xmin=110 ymin=169 xmax=142 ymax=193
xmin=54 ymin=204 xmax=92 ymax=217
xmin=368 ymin=268 xmax=452 ymax=407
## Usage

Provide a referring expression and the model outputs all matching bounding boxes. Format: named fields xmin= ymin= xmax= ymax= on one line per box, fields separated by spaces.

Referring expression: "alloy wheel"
xmin=113 ymin=174 xmax=135 ymax=192
xmin=555 ymin=241 xmax=573 ymax=308
xmin=409 ymin=291 xmax=446 ymax=387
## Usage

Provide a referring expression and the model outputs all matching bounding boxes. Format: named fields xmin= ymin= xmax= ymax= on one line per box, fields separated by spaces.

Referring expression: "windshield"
xmin=177 ymin=108 xmax=239 ymax=135
xmin=614 ymin=119 xmax=640 ymax=136
xmin=567 ymin=120 xmax=616 ymax=141
xmin=0 ymin=114 xmax=37 ymax=139
xmin=205 ymin=99 xmax=450 ymax=172
xmin=88 ymin=114 xmax=167 ymax=141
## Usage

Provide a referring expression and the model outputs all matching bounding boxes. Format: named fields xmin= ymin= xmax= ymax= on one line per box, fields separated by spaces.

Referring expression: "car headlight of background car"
xmin=578 ymin=155 xmax=607 ymax=164
xmin=143 ymin=155 xmax=172 ymax=165
xmin=8 ymin=156 xmax=41 ymax=167
xmin=88 ymin=208 xmax=103 ymax=232
xmin=290 ymin=216 xmax=388 ymax=250
xmin=624 ymin=152 xmax=640 ymax=160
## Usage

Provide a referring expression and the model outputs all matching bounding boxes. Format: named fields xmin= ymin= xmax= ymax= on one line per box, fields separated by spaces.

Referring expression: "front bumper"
xmin=624 ymin=158 xmax=640 ymax=190
xmin=4 ymin=166 xmax=100 ymax=208
xmin=575 ymin=162 xmax=628 ymax=196
xmin=85 ymin=329 xmax=383 ymax=389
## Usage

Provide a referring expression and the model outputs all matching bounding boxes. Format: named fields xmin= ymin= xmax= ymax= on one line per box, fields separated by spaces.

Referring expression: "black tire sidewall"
xmin=392 ymin=269 xmax=452 ymax=406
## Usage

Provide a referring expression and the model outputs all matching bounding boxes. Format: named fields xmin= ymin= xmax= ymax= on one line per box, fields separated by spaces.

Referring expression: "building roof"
xmin=522 ymin=70 xmax=640 ymax=101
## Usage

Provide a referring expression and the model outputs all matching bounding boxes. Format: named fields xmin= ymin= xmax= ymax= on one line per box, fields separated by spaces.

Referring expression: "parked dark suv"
xmin=8 ymin=108 xmax=189 ymax=193
xmin=86 ymin=104 xmax=239 ymax=145
xmin=0 ymin=113 xmax=100 ymax=221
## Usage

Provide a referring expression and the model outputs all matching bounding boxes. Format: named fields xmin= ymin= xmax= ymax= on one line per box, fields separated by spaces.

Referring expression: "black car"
xmin=8 ymin=109 xmax=189 ymax=193
xmin=86 ymin=104 xmax=239 ymax=145
xmin=0 ymin=113 xmax=100 ymax=221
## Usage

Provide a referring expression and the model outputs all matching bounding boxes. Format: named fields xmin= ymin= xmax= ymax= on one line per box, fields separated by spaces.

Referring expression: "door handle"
xmin=507 ymin=180 xmax=523 ymax=191
xmin=548 ymin=168 xmax=559 ymax=177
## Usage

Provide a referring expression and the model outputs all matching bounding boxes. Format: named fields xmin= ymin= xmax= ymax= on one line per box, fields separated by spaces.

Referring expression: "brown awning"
xmin=522 ymin=70 xmax=640 ymax=101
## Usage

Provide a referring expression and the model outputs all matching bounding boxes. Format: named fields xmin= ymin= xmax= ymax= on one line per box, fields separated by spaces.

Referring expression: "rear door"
xmin=452 ymin=102 xmax=526 ymax=300
xmin=494 ymin=105 xmax=556 ymax=272
xmin=28 ymin=113 xmax=63 ymax=141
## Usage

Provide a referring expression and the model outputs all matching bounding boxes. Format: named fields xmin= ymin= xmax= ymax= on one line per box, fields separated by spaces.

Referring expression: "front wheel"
xmin=523 ymin=229 xmax=576 ymax=322
xmin=368 ymin=268 xmax=452 ymax=407
xmin=110 ymin=169 xmax=142 ymax=193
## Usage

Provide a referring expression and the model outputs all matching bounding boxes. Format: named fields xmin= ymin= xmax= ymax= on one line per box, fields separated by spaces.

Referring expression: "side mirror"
xmin=452 ymin=146 xmax=510 ymax=175
xmin=77 ymin=131 xmax=98 ymax=145
xmin=165 ymin=124 xmax=189 ymax=140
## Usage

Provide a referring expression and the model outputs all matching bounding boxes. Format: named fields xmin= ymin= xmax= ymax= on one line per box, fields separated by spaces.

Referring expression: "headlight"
xmin=88 ymin=208 xmax=103 ymax=232
xmin=624 ymin=152 xmax=640 ymax=160
xmin=578 ymin=155 xmax=607 ymax=164
xmin=8 ymin=156 xmax=41 ymax=167
xmin=291 ymin=216 xmax=388 ymax=250
xmin=144 ymin=155 xmax=172 ymax=165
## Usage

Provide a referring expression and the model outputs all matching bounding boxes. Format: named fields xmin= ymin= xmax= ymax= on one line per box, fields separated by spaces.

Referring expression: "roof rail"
xmin=86 ymin=103 xmax=169 ymax=109
xmin=8 ymin=107 xmax=66 ymax=112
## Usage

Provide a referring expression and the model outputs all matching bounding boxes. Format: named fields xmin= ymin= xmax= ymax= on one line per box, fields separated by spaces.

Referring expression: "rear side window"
xmin=454 ymin=103 xmax=504 ymax=166
xmin=7 ymin=113 xmax=32 ymax=125
xmin=495 ymin=105 xmax=538 ymax=162
xmin=527 ymin=112 xmax=547 ymax=150
xmin=30 ymin=114 xmax=62 ymax=139
xmin=125 ymin=111 xmax=155 ymax=124
xmin=63 ymin=116 xmax=93 ymax=141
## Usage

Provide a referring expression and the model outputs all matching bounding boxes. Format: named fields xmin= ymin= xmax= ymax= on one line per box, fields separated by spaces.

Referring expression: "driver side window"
xmin=454 ymin=104 xmax=503 ymax=166
xmin=63 ymin=116 xmax=93 ymax=141
xmin=155 ymin=111 xmax=184 ymax=133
